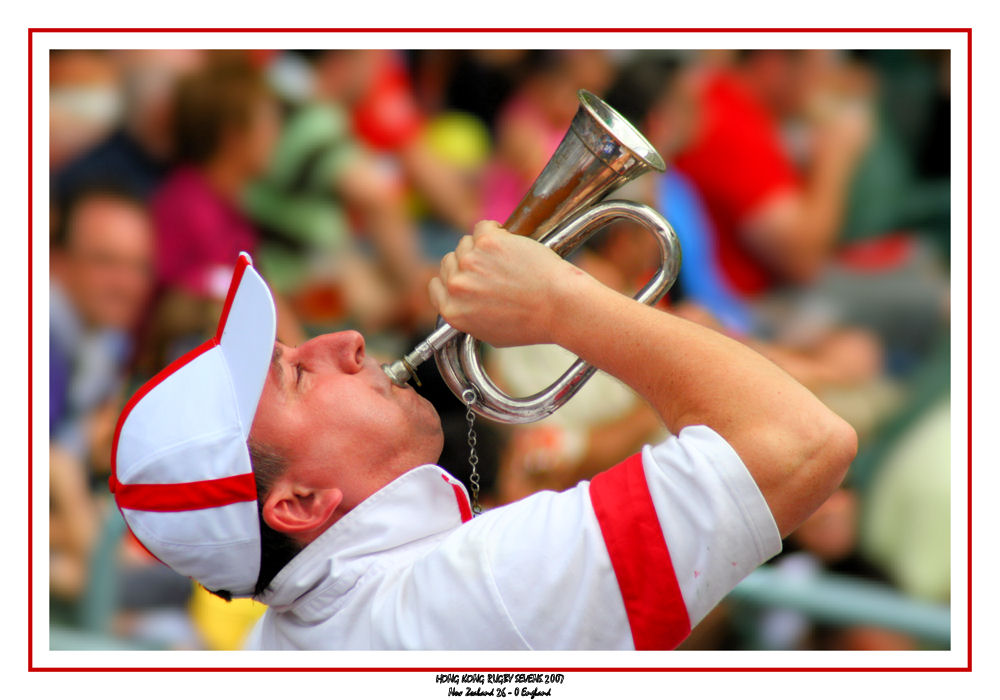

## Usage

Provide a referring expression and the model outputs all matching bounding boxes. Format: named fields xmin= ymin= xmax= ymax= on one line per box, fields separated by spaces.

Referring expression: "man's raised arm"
xmin=429 ymin=222 xmax=856 ymax=537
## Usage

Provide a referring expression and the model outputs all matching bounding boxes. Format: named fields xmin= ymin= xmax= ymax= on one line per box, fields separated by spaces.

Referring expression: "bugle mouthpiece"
xmin=382 ymin=359 xmax=413 ymax=387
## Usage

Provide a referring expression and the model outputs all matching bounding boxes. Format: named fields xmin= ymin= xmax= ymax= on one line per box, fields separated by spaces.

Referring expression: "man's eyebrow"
xmin=270 ymin=343 xmax=284 ymax=389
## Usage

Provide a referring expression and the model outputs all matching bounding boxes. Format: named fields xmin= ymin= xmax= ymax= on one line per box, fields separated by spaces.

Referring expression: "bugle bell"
xmin=382 ymin=90 xmax=682 ymax=423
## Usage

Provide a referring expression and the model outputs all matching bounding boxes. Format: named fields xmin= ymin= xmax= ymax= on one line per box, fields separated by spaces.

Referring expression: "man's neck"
xmin=291 ymin=459 xmax=427 ymax=549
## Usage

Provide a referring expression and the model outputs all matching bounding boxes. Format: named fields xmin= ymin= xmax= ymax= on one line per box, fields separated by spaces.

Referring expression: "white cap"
xmin=110 ymin=253 xmax=276 ymax=597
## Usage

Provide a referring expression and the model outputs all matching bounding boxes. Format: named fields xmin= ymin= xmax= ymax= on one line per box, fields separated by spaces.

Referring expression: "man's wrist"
xmin=547 ymin=267 xmax=610 ymax=351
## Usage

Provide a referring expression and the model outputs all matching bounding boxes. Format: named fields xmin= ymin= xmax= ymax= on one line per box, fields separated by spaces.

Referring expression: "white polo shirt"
xmin=245 ymin=425 xmax=781 ymax=650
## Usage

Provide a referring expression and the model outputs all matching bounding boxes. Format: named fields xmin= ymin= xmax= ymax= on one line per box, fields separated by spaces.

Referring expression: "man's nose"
xmin=301 ymin=330 xmax=366 ymax=373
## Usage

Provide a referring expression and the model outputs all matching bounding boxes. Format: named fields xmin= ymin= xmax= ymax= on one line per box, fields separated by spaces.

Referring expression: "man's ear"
xmin=261 ymin=481 xmax=344 ymax=540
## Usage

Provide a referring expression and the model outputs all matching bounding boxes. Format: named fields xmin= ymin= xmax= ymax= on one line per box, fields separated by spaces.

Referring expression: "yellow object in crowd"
xmin=189 ymin=583 xmax=267 ymax=650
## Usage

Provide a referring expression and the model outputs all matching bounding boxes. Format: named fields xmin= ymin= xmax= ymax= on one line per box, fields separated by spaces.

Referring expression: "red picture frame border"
xmin=28 ymin=26 xmax=973 ymax=673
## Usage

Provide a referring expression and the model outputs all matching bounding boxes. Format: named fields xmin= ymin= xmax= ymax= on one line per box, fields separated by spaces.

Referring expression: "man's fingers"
xmin=472 ymin=220 xmax=501 ymax=240
xmin=439 ymin=252 xmax=458 ymax=282
xmin=427 ymin=276 xmax=447 ymax=313
xmin=455 ymin=234 xmax=475 ymax=256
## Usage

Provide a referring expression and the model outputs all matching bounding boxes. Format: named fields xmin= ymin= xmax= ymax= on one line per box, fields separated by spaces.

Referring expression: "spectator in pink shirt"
xmin=152 ymin=60 xmax=280 ymax=299
xmin=482 ymin=51 xmax=615 ymax=223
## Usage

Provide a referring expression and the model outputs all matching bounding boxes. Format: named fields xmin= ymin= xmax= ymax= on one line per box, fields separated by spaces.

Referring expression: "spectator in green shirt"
xmin=246 ymin=51 xmax=434 ymax=332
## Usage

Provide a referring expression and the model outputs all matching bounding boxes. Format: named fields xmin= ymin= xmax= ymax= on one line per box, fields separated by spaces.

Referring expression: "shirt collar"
xmin=256 ymin=464 xmax=471 ymax=615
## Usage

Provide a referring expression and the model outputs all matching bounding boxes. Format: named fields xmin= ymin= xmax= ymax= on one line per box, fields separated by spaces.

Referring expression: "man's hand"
xmin=428 ymin=221 xmax=587 ymax=347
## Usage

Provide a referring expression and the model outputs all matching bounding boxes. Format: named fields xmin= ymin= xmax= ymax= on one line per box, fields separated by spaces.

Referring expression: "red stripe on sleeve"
xmin=589 ymin=453 xmax=691 ymax=650
xmin=112 ymin=472 xmax=258 ymax=512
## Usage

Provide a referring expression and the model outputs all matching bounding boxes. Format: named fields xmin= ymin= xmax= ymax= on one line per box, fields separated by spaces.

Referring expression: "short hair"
xmin=52 ymin=184 xmax=148 ymax=251
xmin=248 ymin=440 xmax=303 ymax=598
xmin=602 ymin=54 xmax=683 ymax=128
xmin=171 ymin=61 xmax=271 ymax=165
xmin=205 ymin=440 xmax=302 ymax=602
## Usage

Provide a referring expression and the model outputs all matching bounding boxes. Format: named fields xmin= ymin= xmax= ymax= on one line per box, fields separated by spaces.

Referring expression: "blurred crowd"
xmin=48 ymin=48 xmax=952 ymax=651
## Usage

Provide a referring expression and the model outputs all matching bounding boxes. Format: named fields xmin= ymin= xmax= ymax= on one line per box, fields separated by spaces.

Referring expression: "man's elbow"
xmin=803 ymin=412 xmax=857 ymax=504
xmin=774 ymin=413 xmax=857 ymax=538
xmin=821 ymin=414 xmax=858 ymax=485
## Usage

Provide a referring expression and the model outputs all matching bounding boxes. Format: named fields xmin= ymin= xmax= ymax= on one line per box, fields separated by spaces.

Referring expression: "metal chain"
xmin=461 ymin=388 xmax=482 ymax=516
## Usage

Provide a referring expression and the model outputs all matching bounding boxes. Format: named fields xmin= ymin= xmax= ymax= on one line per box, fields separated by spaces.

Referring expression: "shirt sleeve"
xmin=484 ymin=425 xmax=780 ymax=650
xmin=640 ymin=425 xmax=782 ymax=627
xmin=481 ymin=483 xmax=636 ymax=650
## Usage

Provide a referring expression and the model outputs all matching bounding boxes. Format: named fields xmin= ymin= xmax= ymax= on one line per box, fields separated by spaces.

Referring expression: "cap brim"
xmin=216 ymin=252 xmax=277 ymax=438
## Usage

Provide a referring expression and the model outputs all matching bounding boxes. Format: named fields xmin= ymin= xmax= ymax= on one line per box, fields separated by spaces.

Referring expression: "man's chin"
xmin=428 ymin=425 xmax=446 ymax=466
xmin=382 ymin=384 xmax=443 ymax=463
xmin=415 ymin=403 xmax=445 ymax=459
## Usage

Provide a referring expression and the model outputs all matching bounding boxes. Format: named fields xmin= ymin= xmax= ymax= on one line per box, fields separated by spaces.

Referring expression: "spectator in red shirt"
xmin=341 ymin=50 xmax=480 ymax=234
xmin=675 ymin=51 xmax=872 ymax=296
